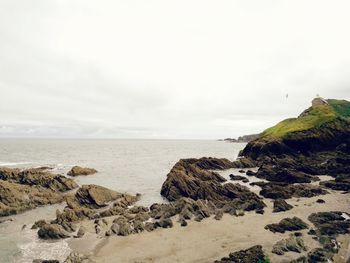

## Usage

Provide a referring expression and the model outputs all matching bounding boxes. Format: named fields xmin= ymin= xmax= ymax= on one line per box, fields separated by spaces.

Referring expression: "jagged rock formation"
xmin=0 ymin=167 xmax=77 ymax=216
xmin=160 ymin=157 xmax=265 ymax=212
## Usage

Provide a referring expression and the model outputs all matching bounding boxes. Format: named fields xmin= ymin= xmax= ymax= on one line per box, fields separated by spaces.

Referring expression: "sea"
xmin=0 ymin=139 xmax=246 ymax=263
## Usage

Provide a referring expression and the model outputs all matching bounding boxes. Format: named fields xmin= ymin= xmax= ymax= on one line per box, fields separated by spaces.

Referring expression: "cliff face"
xmin=240 ymin=99 xmax=350 ymax=160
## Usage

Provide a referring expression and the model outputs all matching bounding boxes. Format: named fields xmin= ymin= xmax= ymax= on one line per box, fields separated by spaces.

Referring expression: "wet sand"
xmin=69 ymin=190 xmax=350 ymax=263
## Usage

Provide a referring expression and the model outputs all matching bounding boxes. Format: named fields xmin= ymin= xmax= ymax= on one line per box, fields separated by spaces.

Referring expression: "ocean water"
xmin=0 ymin=139 xmax=245 ymax=262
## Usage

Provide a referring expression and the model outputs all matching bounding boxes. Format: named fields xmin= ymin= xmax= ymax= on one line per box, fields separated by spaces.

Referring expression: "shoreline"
xmin=68 ymin=191 xmax=350 ymax=263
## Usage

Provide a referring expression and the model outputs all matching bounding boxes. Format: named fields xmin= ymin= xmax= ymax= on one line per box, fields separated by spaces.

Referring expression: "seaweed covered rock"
xmin=67 ymin=166 xmax=97 ymax=177
xmin=308 ymin=211 xmax=350 ymax=236
xmin=213 ymin=245 xmax=266 ymax=263
xmin=265 ymin=217 xmax=308 ymax=233
xmin=272 ymin=235 xmax=307 ymax=255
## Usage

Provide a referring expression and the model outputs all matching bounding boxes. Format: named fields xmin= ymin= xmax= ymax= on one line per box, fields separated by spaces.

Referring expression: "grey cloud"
xmin=0 ymin=0 xmax=350 ymax=139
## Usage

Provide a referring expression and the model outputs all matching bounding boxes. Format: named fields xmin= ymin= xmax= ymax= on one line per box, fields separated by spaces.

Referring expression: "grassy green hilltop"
xmin=262 ymin=99 xmax=350 ymax=139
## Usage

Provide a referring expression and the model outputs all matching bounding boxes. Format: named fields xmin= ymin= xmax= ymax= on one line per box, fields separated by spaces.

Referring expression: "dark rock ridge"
xmin=213 ymin=245 xmax=267 ymax=263
xmin=272 ymin=199 xmax=293 ymax=212
xmin=256 ymin=182 xmax=327 ymax=199
xmin=67 ymin=166 xmax=97 ymax=177
xmin=265 ymin=217 xmax=309 ymax=233
xmin=160 ymin=158 xmax=265 ymax=212
xmin=308 ymin=211 xmax=350 ymax=236
xmin=241 ymin=117 xmax=350 ymax=160
xmin=0 ymin=167 xmax=78 ymax=216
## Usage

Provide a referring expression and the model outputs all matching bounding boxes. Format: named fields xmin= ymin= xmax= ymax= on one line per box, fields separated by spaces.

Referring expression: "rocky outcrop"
xmin=67 ymin=166 xmax=97 ymax=177
xmin=265 ymin=217 xmax=308 ymax=233
xmin=73 ymin=184 xmax=125 ymax=209
xmin=160 ymin=158 xmax=265 ymax=212
xmin=241 ymin=117 xmax=350 ymax=160
xmin=272 ymin=235 xmax=307 ymax=255
xmin=0 ymin=180 xmax=64 ymax=216
xmin=0 ymin=167 xmax=78 ymax=192
xmin=256 ymin=165 xmax=314 ymax=184
xmin=36 ymin=184 xmax=139 ymax=240
xmin=213 ymin=245 xmax=266 ymax=263
xmin=0 ymin=167 xmax=79 ymax=217
xmin=308 ymin=211 xmax=350 ymax=236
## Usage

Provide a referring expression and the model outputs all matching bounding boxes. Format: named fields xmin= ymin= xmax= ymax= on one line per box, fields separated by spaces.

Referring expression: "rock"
xmin=259 ymin=182 xmax=327 ymax=199
xmin=32 ymin=220 xmax=47 ymax=229
xmin=179 ymin=218 xmax=187 ymax=227
xmin=0 ymin=180 xmax=65 ymax=217
xmin=38 ymin=223 xmax=70 ymax=239
xmin=320 ymin=179 xmax=350 ymax=191
xmin=95 ymin=225 xmax=101 ymax=234
xmin=256 ymin=164 xmax=314 ymax=184
xmin=256 ymin=209 xmax=264 ymax=215
xmin=129 ymin=205 xmax=149 ymax=214
xmin=74 ymin=184 xmax=129 ymax=209
xmin=0 ymin=167 xmax=78 ymax=216
xmin=306 ymin=248 xmax=333 ymax=262
xmin=214 ymin=245 xmax=266 ymax=263
xmin=316 ymin=199 xmax=325 ymax=203
xmin=308 ymin=211 xmax=350 ymax=236
xmin=64 ymin=252 xmax=89 ymax=263
xmin=273 ymin=199 xmax=293 ymax=212
xmin=229 ymin=174 xmax=247 ymax=181
xmin=118 ymin=221 xmax=132 ymax=236
xmin=110 ymin=223 xmax=120 ymax=234
xmin=134 ymin=212 xmax=150 ymax=222
xmin=133 ymin=220 xmax=145 ymax=233
xmin=105 ymin=230 xmax=112 ymax=236
xmin=75 ymin=226 xmax=86 ymax=238
xmin=246 ymin=170 xmax=255 ymax=176
xmin=144 ymin=222 xmax=155 ymax=232
xmin=265 ymin=217 xmax=309 ymax=233
xmin=214 ymin=210 xmax=223 ymax=220
xmin=0 ymin=167 xmax=78 ymax=192
xmin=238 ymin=169 xmax=245 ymax=173
xmin=156 ymin=218 xmax=173 ymax=228
xmin=272 ymin=235 xmax=307 ymax=255
xmin=67 ymin=166 xmax=97 ymax=177
xmin=160 ymin=159 xmax=265 ymax=213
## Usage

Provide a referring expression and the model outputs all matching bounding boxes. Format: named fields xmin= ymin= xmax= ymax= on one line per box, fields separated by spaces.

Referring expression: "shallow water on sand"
xmin=0 ymin=139 xmax=245 ymax=262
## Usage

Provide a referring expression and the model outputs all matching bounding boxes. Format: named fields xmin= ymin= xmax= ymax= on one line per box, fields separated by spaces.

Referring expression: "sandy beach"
xmin=69 ymin=189 xmax=350 ymax=263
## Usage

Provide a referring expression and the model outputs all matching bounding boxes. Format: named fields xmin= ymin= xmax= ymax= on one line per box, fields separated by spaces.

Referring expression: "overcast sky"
xmin=0 ymin=0 xmax=349 ymax=139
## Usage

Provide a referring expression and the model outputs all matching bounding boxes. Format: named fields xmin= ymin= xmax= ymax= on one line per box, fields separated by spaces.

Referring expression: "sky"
xmin=0 ymin=0 xmax=349 ymax=139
